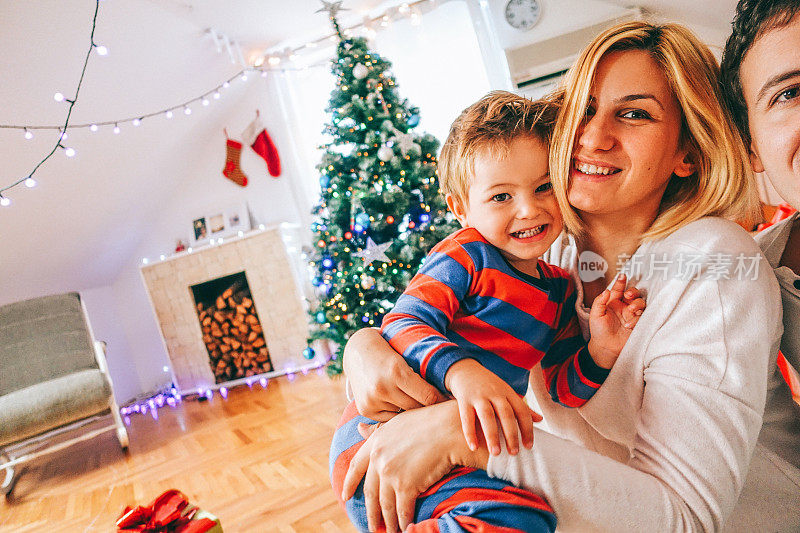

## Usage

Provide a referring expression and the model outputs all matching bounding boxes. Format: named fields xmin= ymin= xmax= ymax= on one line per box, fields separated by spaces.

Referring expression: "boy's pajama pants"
xmin=330 ymin=401 xmax=557 ymax=532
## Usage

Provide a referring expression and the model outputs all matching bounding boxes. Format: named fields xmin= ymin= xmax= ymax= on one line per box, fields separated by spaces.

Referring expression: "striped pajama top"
xmin=381 ymin=227 xmax=608 ymax=406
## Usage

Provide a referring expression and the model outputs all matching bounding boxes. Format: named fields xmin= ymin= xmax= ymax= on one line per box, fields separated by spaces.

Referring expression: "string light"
xmin=24 ymin=178 xmax=37 ymax=188
xmin=2 ymin=58 xmax=318 ymax=201
xmin=0 ymin=1 xmax=101 ymax=203
xmin=255 ymin=0 xmax=435 ymax=67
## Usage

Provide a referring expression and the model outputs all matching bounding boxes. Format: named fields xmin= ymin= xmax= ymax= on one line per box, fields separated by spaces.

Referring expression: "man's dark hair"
xmin=720 ymin=0 xmax=800 ymax=146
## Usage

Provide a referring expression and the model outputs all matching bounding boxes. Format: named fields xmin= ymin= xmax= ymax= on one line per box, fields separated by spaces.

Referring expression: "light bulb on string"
xmin=133 ymin=118 xmax=141 ymax=126
xmin=89 ymin=124 xmax=98 ymax=132
xmin=241 ymin=73 xmax=248 ymax=81
xmin=0 ymin=196 xmax=11 ymax=207
xmin=95 ymin=44 xmax=108 ymax=56
xmin=184 ymin=106 xmax=191 ymax=115
xmin=213 ymin=91 xmax=221 ymax=99
xmin=202 ymin=98 xmax=209 ymax=106
xmin=24 ymin=128 xmax=33 ymax=140
xmin=113 ymin=123 xmax=120 ymax=134
xmin=63 ymin=146 xmax=76 ymax=157
xmin=165 ymin=110 xmax=173 ymax=119
xmin=53 ymin=92 xmax=65 ymax=102
xmin=223 ymin=81 xmax=230 ymax=89
xmin=60 ymin=130 xmax=68 ymax=141
xmin=24 ymin=177 xmax=37 ymax=188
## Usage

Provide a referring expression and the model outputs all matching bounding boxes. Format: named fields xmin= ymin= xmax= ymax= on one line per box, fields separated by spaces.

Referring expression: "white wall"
xmin=372 ymin=1 xmax=492 ymax=142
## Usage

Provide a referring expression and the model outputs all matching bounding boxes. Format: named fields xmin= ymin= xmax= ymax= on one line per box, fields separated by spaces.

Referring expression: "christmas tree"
xmin=307 ymin=4 xmax=458 ymax=375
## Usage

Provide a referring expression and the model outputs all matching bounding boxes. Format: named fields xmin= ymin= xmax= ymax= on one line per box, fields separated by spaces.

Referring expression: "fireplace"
xmin=190 ymin=271 xmax=273 ymax=383
xmin=140 ymin=225 xmax=313 ymax=393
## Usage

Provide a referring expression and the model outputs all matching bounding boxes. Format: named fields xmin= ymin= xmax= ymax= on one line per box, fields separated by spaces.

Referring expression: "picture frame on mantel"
xmin=190 ymin=201 xmax=251 ymax=247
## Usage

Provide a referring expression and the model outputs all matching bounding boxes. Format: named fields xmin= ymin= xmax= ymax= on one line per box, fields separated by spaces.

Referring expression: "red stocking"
xmin=223 ymin=139 xmax=248 ymax=187
xmin=243 ymin=115 xmax=281 ymax=177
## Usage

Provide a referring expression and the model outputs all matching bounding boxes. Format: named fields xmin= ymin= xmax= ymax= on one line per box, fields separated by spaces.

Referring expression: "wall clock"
xmin=504 ymin=0 xmax=542 ymax=31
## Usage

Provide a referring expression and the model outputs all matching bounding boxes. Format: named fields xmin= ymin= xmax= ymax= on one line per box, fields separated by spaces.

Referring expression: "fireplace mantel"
xmin=140 ymin=225 xmax=311 ymax=393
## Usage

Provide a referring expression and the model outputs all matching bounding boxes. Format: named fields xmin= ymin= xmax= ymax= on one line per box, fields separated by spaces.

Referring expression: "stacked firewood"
xmin=197 ymin=286 xmax=272 ymax=382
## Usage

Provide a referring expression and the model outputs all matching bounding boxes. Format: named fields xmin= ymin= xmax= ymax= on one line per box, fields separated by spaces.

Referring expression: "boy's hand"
xmin=444 ymin=359 xmax=542 ymax=456
xmin=588 ymin=274 xmax=646 ymax=368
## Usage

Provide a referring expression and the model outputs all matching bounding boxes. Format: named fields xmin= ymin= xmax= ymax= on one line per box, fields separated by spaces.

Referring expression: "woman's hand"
xmin=342 ymin=400 xmax=489 ymax=532
xmin=343 ymin=328 xmax=446 ymax=421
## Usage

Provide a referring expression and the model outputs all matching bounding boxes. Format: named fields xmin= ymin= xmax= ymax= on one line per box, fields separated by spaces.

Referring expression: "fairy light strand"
xmin=0 ymin=0 xmax=100 ymax=197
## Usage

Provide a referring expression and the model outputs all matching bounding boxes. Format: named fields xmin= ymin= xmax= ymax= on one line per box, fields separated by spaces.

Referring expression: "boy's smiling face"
xmin=447 ymin=136 xmax=562 ymax=276
xmin=739 ymin=13 xmax=800 ymax=208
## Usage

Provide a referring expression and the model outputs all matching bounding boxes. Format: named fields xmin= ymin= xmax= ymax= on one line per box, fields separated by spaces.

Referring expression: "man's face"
xmin=739 ymin=14 xmax=800 ymax=208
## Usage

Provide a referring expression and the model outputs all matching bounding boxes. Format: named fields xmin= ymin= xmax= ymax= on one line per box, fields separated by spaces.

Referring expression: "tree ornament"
xmin=353 ymin=237 xmax=392 ymax=266
xmin=355 ymin=212 xmax=371 ymax=228
xmin=378 ymin=145 xmax=394 ymax=161
xmin=302 ymin=347 xmax=316 ymax=359
xmin=392 ymin=132 xmax=417 ymax=156
xmin=353 ymin=63 xmax=368 ymax=79
xmin=360 ymin=274 xmax=376 ymax=290
xmin=315 ymin=0 xmax=348 ymax=18
xmin=407 ymin=114 xmax=420 ymax=127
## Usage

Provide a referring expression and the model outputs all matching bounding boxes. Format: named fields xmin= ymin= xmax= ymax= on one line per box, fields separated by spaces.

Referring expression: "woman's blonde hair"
xmin=551 ymin=21 xmax=760 ymax=242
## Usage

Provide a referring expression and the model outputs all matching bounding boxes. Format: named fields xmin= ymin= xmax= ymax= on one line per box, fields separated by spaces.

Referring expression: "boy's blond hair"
xmin=438 ymin=91 xmax=558 ymax=207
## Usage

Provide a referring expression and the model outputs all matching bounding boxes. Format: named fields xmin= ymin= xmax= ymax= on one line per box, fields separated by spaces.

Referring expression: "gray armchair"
xmin=0 ymin=292 xmax=128 ymax=496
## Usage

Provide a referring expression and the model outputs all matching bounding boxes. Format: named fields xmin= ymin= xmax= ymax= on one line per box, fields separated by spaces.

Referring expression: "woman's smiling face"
xmin=568 ymin=49 xmax=694 ymax=221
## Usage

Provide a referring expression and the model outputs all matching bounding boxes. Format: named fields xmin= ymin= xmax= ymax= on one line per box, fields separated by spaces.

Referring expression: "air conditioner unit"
xmin=509 ymin=8 xmax=645 ymax=98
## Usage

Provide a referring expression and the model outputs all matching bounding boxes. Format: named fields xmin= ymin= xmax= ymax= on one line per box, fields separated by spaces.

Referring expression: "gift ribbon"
xmin=117 ymin=489 xmax=218 ymax=532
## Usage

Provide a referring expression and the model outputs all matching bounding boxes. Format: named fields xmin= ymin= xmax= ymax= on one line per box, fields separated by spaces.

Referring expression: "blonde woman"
xmin=339 ymin=21 xmax=784 ymax=532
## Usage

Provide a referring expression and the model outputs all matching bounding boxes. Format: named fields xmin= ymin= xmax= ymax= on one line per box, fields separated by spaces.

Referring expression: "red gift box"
xmin=116 ymin=489 xmax=222 ymax=532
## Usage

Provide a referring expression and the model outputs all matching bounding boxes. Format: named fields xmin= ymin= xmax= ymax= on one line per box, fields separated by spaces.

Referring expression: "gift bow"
xmin=116 ymin=489 xmax=217 ymax=532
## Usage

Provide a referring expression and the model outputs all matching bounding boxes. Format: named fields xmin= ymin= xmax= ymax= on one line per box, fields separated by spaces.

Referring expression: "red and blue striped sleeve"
xmin=540 ymin=276 xmax=609 ymax=407
xmin=380 ymin=235 xmax=475 ymax=393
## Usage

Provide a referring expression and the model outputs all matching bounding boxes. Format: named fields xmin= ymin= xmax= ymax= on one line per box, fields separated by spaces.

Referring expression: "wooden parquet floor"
xmin=0 ymin=371 xmax=357 ymax=533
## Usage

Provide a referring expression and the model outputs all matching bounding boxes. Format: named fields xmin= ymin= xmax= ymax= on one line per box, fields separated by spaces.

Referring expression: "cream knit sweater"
xmin=486 ymin=217 xmax=785 ymax=532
